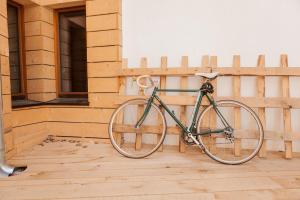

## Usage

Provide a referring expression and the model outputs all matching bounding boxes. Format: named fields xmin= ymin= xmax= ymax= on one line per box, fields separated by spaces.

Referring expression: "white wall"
xmin=122 ymin=0 xmax=300 ymax=151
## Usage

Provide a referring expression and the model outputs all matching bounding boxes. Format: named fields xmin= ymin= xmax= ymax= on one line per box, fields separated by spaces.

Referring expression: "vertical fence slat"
xmin=115 ymin=59 xmax=128 ymax=145
xmin=257 ymin=55 xmax=267 ymax=158
xmin=157 ymin=57 xmax=167 ymax=152
xmin=209 ymin=56 xmax=218 ymax=154
xmin=233 ymin=55 xmax=242 ymax=156
xmin=202 ymin=55 xmax=209 ymax=68
xmin=179 ymin=56 xmax=188 ymax=152
xmin=135 ymin=57 xmax=147 ymax=150
xmin=200 ymin=56 xmax=210 ymax=151
xmin=281 ymin=55 xmax=292 ymax=159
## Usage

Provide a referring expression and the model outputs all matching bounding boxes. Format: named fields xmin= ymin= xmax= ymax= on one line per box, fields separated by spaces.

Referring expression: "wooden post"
xmin=157 ymin=57 xmax=167 ymax=152
xmin=209 ymin=56 xmax=217 ymax=154
xmin=257 ymin=55 xmax=267 ymax=158
xmin=114 ymin=59 xmax=127 ymax=146
xmin=233 ymin=55 xmax=241 ymax=157
xmin=281 ymin=55 xmax=292 ymax=159
xmin=199 ymin=56 xmax=211 ymax=151
xmin=135 ymin=57 xmax=147 ymax=150
xmin=201 ymin=55 xmax=214 ymax=150
xmin=179 ymin=56 xmax=188 ymax=153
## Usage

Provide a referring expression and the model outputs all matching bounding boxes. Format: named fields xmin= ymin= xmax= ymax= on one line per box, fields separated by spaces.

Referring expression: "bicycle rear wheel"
xmin=197 ymin=100 xmax=264 ymax=165
xmin=109 ymin=98 xmax=167 ymax=159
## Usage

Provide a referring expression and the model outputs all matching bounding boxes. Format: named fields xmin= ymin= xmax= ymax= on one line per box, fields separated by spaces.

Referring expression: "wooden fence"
xmin=115 ymin=54 xmax=300 ymax=159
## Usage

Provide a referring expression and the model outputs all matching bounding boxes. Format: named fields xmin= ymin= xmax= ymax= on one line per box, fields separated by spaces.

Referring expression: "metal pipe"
xmin=0 ymin=126 xmax=16 ymax=176
xmin=0 ymin=69 xmax=16 ymax=176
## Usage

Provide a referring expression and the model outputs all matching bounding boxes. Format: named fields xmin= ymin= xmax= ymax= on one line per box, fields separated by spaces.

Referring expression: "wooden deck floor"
xmin=1 ymin=137 xmax=300 ymax=200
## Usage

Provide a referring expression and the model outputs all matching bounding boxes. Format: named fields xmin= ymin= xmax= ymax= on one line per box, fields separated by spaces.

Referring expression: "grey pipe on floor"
xmin=0 ymin=67 xmax=18 ymax=176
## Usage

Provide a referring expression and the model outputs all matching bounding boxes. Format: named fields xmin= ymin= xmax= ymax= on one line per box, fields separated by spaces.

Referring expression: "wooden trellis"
xmin=115 ymin=54 xmax=300 ymax=159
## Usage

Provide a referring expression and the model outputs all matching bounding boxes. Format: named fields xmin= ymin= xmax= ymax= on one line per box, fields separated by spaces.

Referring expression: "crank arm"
xmin=188 ymin=133 xmax=205 ymax=151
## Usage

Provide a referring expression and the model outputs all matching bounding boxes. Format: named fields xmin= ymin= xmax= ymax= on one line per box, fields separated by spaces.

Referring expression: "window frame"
xmin=54 ymin=6 xmax=88 ymax=98
xmin=7 ymin=1 xmax=27 ymax=100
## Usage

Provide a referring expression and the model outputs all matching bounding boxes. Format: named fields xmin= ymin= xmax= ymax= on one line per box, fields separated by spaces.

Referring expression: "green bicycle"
xmin=108 ymin=72 xmax=264 ymax=165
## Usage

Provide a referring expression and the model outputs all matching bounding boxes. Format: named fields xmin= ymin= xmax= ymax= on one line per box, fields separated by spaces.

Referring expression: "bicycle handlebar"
xmin=136 ymin=75 xmax=155 ymax=89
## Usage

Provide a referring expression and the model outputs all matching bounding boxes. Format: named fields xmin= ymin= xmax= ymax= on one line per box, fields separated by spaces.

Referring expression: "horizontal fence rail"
xmin=115 ymin=55 xmax=300 ymax=159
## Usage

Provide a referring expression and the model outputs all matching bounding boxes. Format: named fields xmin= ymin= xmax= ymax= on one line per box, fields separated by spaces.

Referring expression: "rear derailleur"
xmin=224 ymin=126 xmax=235 ymax=143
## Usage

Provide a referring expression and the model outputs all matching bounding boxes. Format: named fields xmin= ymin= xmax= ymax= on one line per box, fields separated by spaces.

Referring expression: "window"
xmin=7 ymin=2 xmax=26 ymax=100
xmin=56 ymin=8 xmax=87 ymax=97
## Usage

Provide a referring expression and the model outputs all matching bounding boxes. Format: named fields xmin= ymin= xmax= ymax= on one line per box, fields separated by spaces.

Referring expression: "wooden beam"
xmin=179 ymin=56 xmax=188 ymax=153
xmin=281 ymin=55 xmax=292 ymax=159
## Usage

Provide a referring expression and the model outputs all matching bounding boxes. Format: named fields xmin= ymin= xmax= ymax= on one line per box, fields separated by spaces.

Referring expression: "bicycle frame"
xmin=135 ymin=86 xmax=231 ymax=136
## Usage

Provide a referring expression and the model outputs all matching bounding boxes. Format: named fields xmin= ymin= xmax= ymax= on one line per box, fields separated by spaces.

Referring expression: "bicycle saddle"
xmin=195 ymin=72 xmax=219 ymax=79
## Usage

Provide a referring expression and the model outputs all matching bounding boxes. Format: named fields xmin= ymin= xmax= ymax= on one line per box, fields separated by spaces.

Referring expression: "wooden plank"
xmin=120 ymin=66 xmax=300 ymax=77
xmin=257 ymin=55 xmax=267 ymax=158
xmin=27 ymin=93 xmax=56 ymax=102
xmin=3 ymin=113 xmax=12 ymax=133
xmin=233 ymin=55 xmax=241 ymax=157
xmin=87 ymin=30 xmax=122 ymax=47
xmin=209 ymin=56 xmax=217 ymax=154
xmin=0 ymin=35 xmax=9 ymax=56
xmin=135 ymin=57 xmax=147 ymax=150
xmin=12 ymin=107 xmax=48 ymax=127
xmin=120 ymin=67 xmax=211 ymax=76
xmin=25 ymin=36 xmax=54 ymax=52
xmin=27 ymin=79 xmax=56 ymax=93
xmin=89 ymin=93 xmax=120 ymax=108
xmin=2 ymin=94 xmax=12 ymax=114
xmin=199 ymin=56 xmax=211 ymax=151
xmin=26 ymin=65 xmax=56 ymax=79
xmin=280 ymin=55 xmax=292 ymax=159
xmin=86 ymin=0 xmax=121 ymax=16
xmin=25 ymin=21 xmax=54 ymax=38
xmin=0 ymin=55 xmax=10 ymax=76
xmin=114 ymin=59 xmax=127 ymax=145
xmin=0 ymin=15 xmax=7 ymax=37
xmin=40 ymin=0 xmax=85 ymax=8
xmin=13 ymin=122 xmax=47 ymax=145
xmin=1 ymin=75 xmax=11 ymax=95
xmin=113 ymin=124 xmax=266 ymax=139
xmin=48 ymin=107 xmax=114 ymax=124
xmin=87 ymin=46 xmax=121 ymax=62
xmin=48 ymin=122 xmax=110 ymax=138
xmin=86 ymin=14 xmax=121 ymax=31
xmin=15 ymin=133 xmax=47 ymax=154
xmin=88 ymin=77 xmax=119 ymax=93
xmin=157 ymin=56 xmax=167 ymax=152
xmin=88 ymin=62 xmax=121 ymax=78
xmin=26 ymin=50 xmax=55 ymax=66
xmin=116 ymin=95 xmax=300 ymax=109
xmin=179 ymin=56 xmax=188 ymax=152
xmin=0 ymin=0 xmax=7 ymax=18
xmin=113 ymin=124 xmax=165 ymax=135
xmin=24 ymin=6 xmax=53 ymax=24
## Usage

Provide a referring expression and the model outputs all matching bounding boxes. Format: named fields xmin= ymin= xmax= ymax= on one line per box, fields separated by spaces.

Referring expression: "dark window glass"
xmin=8 ymin=4 xmax=22 ymax=95
xmin=59 ymin=10 xmax=87 ymax=93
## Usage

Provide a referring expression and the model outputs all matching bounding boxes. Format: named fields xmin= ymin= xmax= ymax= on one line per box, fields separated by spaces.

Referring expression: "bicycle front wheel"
xmin=109 ymin=98 xmax=167 ymax=159
xmin=197 ymin=100 xmax=264 ymax=165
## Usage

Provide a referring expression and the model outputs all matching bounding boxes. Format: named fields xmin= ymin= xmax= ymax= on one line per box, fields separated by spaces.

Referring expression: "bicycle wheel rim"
xmin=109 ymin=99 xmax=167 ymax=159
xmin=197 ymin=100 xmax=264 ymax=165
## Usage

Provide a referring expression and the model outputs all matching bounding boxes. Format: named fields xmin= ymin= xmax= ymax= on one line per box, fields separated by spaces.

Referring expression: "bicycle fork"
xmin=134 ymin=94 xmax=155 ymax=128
